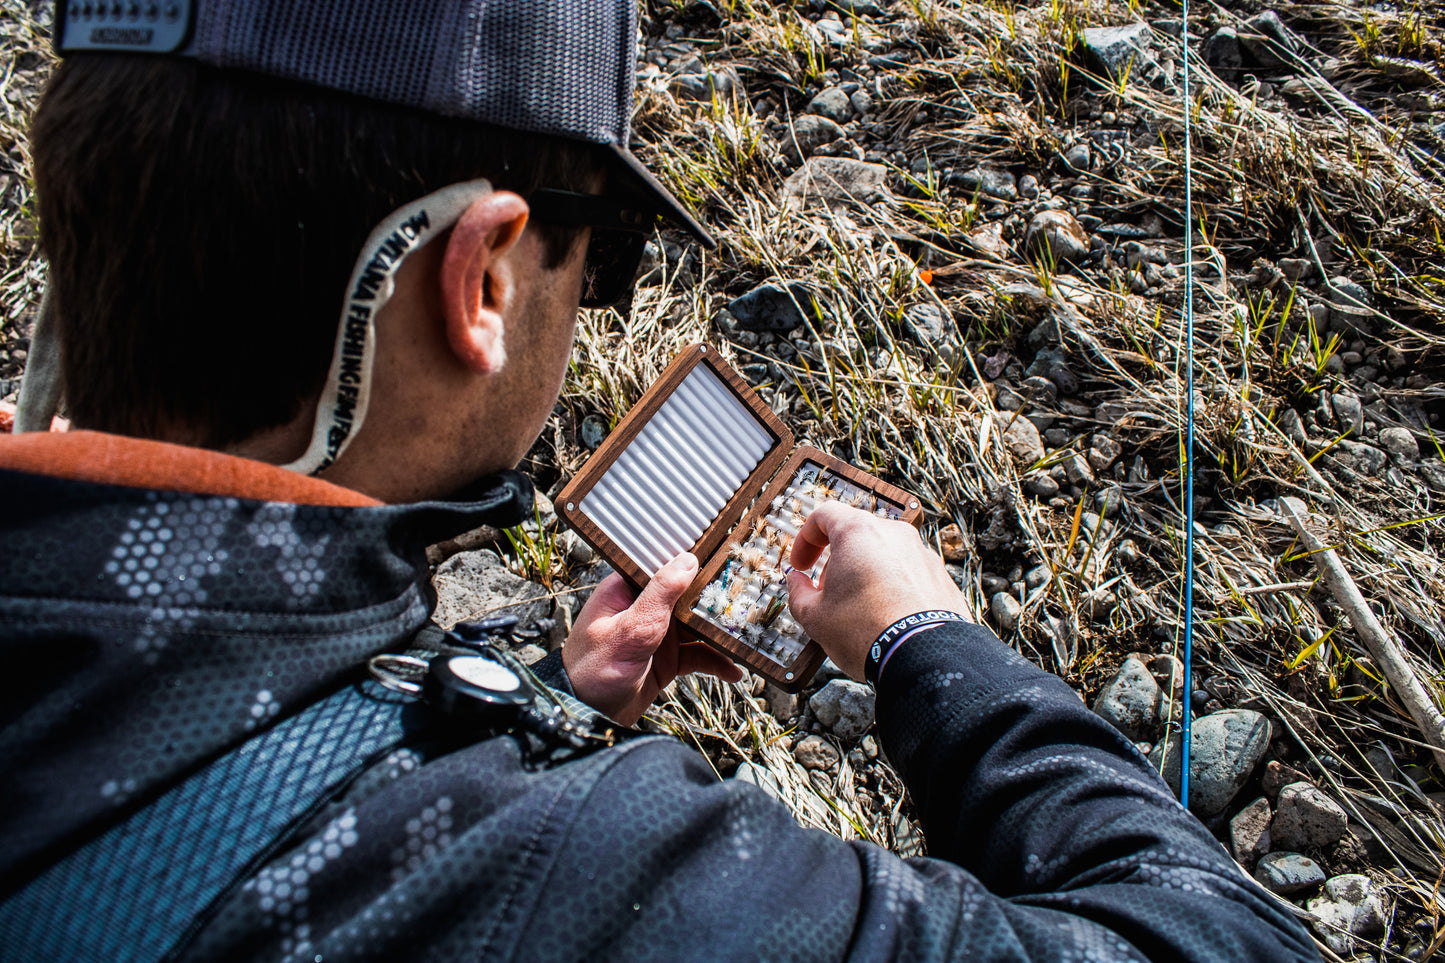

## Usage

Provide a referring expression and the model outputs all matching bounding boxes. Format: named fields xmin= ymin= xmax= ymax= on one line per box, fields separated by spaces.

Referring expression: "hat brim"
xmin=605 ymin=145 xmax=716 ymax=250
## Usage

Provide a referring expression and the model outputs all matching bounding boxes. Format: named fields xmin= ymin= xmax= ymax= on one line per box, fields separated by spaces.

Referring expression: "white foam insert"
xmin=581 ymin=362 xmax=774 ymax=576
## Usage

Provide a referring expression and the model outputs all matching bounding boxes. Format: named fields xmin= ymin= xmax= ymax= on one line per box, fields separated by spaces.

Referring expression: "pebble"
xmin=1325 ymin=276 xmax=1373 ymax=332
xmin=1092 ymin=656 xmax=1163 ymax=742
xmin=1254 ymin=852 xmax=1326 ymax=895
xmin=1024 ymin=473 xmax=1060 ymax=498
xmin=1089 ymin=433 xmax=1122 ymax=470
xmin=991 ymin=592 xmax=1022 ymax=633
xmin=1239 ymin=11 xmax=1303 ymax=69
xmin=903 ymin=302 xmax=953 ymax=346
xmin=794 ymin=734 xmax=841 ymax=771
xmin=782 ymin=157 xmax=891 ymax=212
xmin=849 ymin=89 xmax=872 ymax=116
xmin=1230 ymin=797 xmax=1273 ymax=865
xmin=809 ymin=680 xmax=876 ymax=740
xmin=782 ymin=114 xmax=845 ymax=162
xmin=981 ymin=573 xmax=1010 ymax=596
xmin=580 ymin=414 xmax=609 ymax=450
xmin=432 ymin=550 xmax=554 ymax=632
xmin=725 ymin=282 xmax=819 ymax=332
xmin=954 ymin=167 xmax=1017 ymax=201
xmin=1378 ymin=426 xmax=1418 ymax=459
xmin=1079 ymin=22 xmax=1159 ymax=85
xmin=1272 ymin=782 xmax=1348 ymax=850
xmin=1307 ymin=875 xmax=1387 ymax=956
xmin=1149 ymin=709 xmax=1272 ymax=816
xmin=1093 ymin=486 xmax=1123 ymax=518
xmin=1203 ymin=27 xmax=1243 ymax=73
xmin=1062 ymin=142 xmax=1091 ymax=172
xmin=762 ymin=683 xmax=800 ymax=722
xmin=1018 ymin=173 xmax=1040 ymax=198
xmin=1336 ymin=440 xmax=1387 ymax=476
xmin=1025 ymin=210 xmax=1091 ymax=263
xmin=993 ymin=411 xmax=1046 ymax=465
xmin=1062 ymin=453 xmax=1095 ymax=487
xmin=806 ymin=86 xmax=853 ymax=124
xmin=1331 ymin=391 xmax=1363 ymax=435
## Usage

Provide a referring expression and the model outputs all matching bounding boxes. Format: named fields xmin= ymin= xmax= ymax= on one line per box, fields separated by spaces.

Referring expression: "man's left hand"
xmin=563 ymin=552 xmax=743 ymax=724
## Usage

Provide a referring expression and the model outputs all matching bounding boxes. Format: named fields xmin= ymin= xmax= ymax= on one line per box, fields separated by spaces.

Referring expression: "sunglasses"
xmin=527 ymin=189 xmax=659 ymax=309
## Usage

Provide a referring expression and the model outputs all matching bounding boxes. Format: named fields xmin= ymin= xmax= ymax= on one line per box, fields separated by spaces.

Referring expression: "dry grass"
xmin=4 ymin=0 xmax=1445 ymax=953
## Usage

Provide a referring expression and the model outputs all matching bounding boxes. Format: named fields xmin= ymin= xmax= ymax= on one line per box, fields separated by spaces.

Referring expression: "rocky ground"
xmin=4 ymin=0 xmax=1445 ymax=958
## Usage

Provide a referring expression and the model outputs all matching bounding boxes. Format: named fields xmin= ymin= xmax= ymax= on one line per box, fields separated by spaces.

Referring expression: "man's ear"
xmin=439 ymin=191 xmax=530 ymax=375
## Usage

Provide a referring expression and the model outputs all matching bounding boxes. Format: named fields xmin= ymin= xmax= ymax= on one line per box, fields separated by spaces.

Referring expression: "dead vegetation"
xmin=3 ymin=0 xmax=1444 ymax=957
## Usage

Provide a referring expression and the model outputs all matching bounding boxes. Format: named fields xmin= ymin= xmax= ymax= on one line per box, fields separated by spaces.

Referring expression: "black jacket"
xmin=0 ymin=460 xmax=1319 ymax=961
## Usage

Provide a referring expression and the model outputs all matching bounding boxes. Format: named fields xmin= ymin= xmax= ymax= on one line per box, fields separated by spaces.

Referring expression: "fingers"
xmin=786 ymin=568 xmax=822 ymax=625
xmin=790 ymin=500 xmax=849 ymax=570
xmin=583 ymin=573 xmax=638 ymax=620
xmin=628 ymin=552 xmax=697 ymax=631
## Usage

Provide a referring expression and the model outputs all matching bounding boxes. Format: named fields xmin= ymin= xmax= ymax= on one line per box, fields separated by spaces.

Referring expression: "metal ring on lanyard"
xmin=367 ymin=653 xmax=430 ymax=696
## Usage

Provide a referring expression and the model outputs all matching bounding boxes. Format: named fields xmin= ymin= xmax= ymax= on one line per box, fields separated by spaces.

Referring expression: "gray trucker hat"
xmin=55 ymin=0 xmax=712 ymax=245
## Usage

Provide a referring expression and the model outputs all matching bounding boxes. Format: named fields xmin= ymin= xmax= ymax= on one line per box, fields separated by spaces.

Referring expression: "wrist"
xmin=865 ymin=610 xmax=972 ymax=686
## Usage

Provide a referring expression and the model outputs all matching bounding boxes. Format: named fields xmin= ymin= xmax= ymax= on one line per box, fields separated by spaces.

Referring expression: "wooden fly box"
xmin=556 ymin=344 xmax=922 ymax=692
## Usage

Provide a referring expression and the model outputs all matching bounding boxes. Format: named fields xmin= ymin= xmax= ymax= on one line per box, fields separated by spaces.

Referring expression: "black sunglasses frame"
xmin=528 ymin=189 xmax=660 ymax=309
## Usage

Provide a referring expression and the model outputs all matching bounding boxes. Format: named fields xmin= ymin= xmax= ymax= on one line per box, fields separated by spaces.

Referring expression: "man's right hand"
xmin=786 ymin=502 xmax=972 ymax=681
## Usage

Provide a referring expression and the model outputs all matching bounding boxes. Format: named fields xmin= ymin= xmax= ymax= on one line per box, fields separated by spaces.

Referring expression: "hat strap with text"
xmin=284 ymin=179 xmax=494 ymax=476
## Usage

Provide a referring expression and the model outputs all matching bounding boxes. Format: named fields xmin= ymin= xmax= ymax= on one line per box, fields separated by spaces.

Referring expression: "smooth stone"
xmin=1331 ymin=391 xmax=1364 ymax=435
xmin=794 ymin=734 xmax=841 ymax=771
xmin=580 ymin=413 xmax=609 ymax=450
xmin=1254 ymin=852 xmax=1326 ymax=895
xmin=805 ymin=86 xmax=853 ymax=124
xmin=1148 ymin=709 xmax=1273 ymax=817
xmin=810 ymin=680 xmax=876 ymax=740
xmin=1336 ymin=440 xmax=1387 ymax=476
xmin=725 ymin=282 xmax=820 ymax=332
xmin=1272 ymin=782 xmax=1348 ymax=850
xmin=781 ymin=114 xmax=846 ymax=161
xmin=1024 ymin=473 xmax=1060 ymax=498
xmin=1325 ymin=276 xmax=1373 ymax=332
xmin=1203 ymin=27 xmax=1243 ymax=73
xmin=1378 ymin=426 xmax=1419 ymax=459
xmin=1230 ymin=797 xmax=1273 ymax=865
xmin=1090 ymin=433 xmax=1123 ymax=467
xmin=991 ymin=592 xmax=1022 ymax=633
xmin=1307 ymin=874 xmax=1386 ymax=956
xmin=1092 ymin=656 xmax=1163 ymax=742
xmin=1079 ymin=22 xmax=1157 ymax=85
xmin=782 ymin=157 xmax=891 ymax=212
xmin=733 ymin=761 xmax=786 ymax=801
xmin=903 ymin=302 xmax=953 ymax=346
xmin=1239 ymin=11 xmax=1303 ymax=69
xmin=1025 ymin=209 xmax=1091 ymax=263
xmin=953 ymin=167 xmax=1017 ymax=201
xmin=993 ymin=411 xmax=1046 ymax=465
xmin=981 ymin=573 xmax=1011 ymax=596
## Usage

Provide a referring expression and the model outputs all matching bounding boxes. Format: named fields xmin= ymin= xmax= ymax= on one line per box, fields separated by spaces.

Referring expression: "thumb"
xmin=786 ymin=568 xmax=823 ymax=624
xmin=630 ymin=552 xmax=699 ymax=629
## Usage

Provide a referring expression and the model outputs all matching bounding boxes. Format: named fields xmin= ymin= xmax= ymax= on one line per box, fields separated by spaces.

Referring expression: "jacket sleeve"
xmin=849 ymin=619 xmax=1321 ymax=960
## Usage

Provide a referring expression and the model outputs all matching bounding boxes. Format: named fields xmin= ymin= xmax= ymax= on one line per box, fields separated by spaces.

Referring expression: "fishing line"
xmin=1180 ymin=0 xmax=1197 ymax=810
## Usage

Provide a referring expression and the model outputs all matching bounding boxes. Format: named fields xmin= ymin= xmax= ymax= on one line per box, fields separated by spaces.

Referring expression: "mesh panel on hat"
xmin=191 ymin=0 xmax=633 ymax=146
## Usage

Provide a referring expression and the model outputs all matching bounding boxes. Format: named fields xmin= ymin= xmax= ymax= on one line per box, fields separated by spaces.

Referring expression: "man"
xmin=0 ymin=1 xmax=1318 ymax=960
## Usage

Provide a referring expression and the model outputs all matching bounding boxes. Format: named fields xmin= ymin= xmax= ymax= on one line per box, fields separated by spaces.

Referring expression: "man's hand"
xmin=564 ymin=552 xmax=744 ymax=724
xmin=787 ymin=502 xmax=971 ymax=680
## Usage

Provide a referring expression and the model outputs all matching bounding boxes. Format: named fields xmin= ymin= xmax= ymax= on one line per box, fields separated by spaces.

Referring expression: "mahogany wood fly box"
xmin=556 ymin=344 xmax=922 ymax=692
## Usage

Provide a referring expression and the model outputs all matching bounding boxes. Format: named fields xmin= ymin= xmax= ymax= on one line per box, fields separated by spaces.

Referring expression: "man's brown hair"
xmin=31 ymin=56 xmax=601 ymax=448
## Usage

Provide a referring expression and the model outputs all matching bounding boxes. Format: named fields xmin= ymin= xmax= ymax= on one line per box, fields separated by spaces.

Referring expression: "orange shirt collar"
xmin=0 ymin=431 xmax=381 ymax=507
